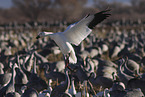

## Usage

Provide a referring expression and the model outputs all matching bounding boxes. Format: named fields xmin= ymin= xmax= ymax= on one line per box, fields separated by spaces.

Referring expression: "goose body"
xmin=0 ymin=62 xmax=17 ymax=97
xmin=36 ymin=10 xmax=111 ymax=63
xmin=50 ymin=69 xmax=70 ymax=97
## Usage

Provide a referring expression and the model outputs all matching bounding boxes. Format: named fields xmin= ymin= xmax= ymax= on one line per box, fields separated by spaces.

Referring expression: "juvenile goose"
xmin=36 ymin=9 xmax=111 ymax=65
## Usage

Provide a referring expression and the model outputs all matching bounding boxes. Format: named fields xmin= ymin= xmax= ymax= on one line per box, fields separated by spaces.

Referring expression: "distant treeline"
xmin=0 ymin=0 xmax=145 ymax=24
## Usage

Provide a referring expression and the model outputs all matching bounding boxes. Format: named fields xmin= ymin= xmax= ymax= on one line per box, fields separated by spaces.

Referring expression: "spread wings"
xmin=62 ymin=9 xmax=111 ymax=46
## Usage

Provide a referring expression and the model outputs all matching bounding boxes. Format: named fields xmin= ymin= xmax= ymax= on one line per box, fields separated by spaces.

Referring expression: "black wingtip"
xmin=88 ymin=9 xmax=111 ymax=29
xmin=97 ymin=9 xmax=111 ymax=16
xmin=36 ymin=35 xmax=40 ymax=39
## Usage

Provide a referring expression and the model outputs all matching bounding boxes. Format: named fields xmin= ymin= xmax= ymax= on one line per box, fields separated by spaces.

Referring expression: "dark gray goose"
xmin=111 ymin=81 xmax=125 ymax=92
xmin=110 ymin=88 xmax=144 ymax=97
xmin=74 ymin=64 xmax=89 ymax=83
xmin=21 ymin=87 xmax=38 ymax=97
xmin=0 ymin=61 xmax=18 ymax=97
xmin=34 ymin=51 xmax=48 ymax=64
xmin=24 ymin=52 xmax=34 ymax=71
xmin=5 ymin=92 xmax=21 ymax=97
xmin=26 ymin=57 xmax=48 ymax=92
xmin=15 ymin=55 xmax=28 ymax=92
xmin=0 ymin=62 xmax=4 ymax=74
xmin=127 ymin=78 xmax=145 ymax=95
xmin=117 ymin=58 xmax=134 ymax=86
xmin=122 ymin=58 xmax=136 ymax=77
xmin=44 ymin=64 xmax=66 ymax=83
xmin=20 ymin=56 xmax=32 ymax=80
xmin=73 ymin=63 xmax=96 ymax=95
xmin=126 ymin=59 xmax=140 ymax=74
xmin=0 ymin=73 xmax=12 ymax=87
xmin=50 ymin=68 xmax=71 ymax=97
xmin=68 ymin=77 xmax=77 ymax=96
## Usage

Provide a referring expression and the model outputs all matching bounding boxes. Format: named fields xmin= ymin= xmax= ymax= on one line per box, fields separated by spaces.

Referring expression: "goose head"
xmin=36 ymin=32 xmax=53 ymax=39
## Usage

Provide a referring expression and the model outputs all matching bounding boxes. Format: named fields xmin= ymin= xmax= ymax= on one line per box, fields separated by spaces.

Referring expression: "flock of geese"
xmin=0 ymin=9 xmax=145 ymax=97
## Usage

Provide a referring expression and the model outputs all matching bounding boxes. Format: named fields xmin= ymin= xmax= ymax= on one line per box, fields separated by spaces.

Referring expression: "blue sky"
xmin=0 ymin=0 xmax=13 ymax=8
xmin=0 ymin=0 xmax=131 ymax=8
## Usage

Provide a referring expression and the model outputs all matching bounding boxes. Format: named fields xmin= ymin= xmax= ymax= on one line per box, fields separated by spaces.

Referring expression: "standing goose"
xmin=0 ymin=62 xmax=4 ymax=74
xmin=0 ymin=61 xmax=18 ymax=97
xmin=24 ymin=52 xmax=34 ymax=71
xmin=36 ymin=9 xmax=111 ymax=65
xmin=127 ymin=78 xmax=145 ymax=95
xmin=112 ymin=81 xmax=125 ymax=91
xmin=110 ymin=88 xmax=144 ymax=97
xmin=5 ymin=92 xmax=21 ymax=97
xmin=34 ymin=51 xmax=48 ymax=64
xmin=126 ymin=59 xmax=140 ymax=75
xmin=0 ymin=73 xmax=12 ymax=87
xmin=26 ymin=57 xmax=48 ymax=92
xmin=123 ymin=59 xmax=136 ymax=77
xmin=15 ymin=55 xmax=28 ymax=92
xmin=21 ymin=87 xmax=38 ymax=97
xmin=117 ymin=58 xmax=134 ymax=86
xmin=50 ymin=68 xmax=70 ymax=97
xmin=73 ymin=64 xmax=97 ymax=95
xmin=20 ymin=56 xmax=32 ymax=80
xmin=44 ymin=64 xmax=66 ymax=83
xmin=69 ymin=77 xmax=77 ymax=96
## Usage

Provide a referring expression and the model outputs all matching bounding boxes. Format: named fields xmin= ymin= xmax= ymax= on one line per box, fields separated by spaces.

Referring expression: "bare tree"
xmin=51 ymin=0 xmax=87 ymax=22
xmin=136 ymin=0 xmax=145 ymax=13
xmin=93 ymin=0 xmax=108 ymax=10
xmin=12 ymin=0 xmax=51 ymax=22
xmin=130 ymin=0 xmax=145 ymax=14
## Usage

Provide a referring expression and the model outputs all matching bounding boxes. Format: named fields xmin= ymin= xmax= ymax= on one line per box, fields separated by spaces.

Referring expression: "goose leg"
xmin=64 ymin=54 xmax=73 ymax=72
xmin=87 ymin=80 xmax=96 ymax=95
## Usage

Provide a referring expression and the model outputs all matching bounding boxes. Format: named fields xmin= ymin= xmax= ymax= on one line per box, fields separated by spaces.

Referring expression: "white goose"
xmin=36 ymin=9 xmax=111 ymax=65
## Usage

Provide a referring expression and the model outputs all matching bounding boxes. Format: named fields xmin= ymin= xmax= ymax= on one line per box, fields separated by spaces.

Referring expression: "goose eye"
xmin=39 ymin=33 xmax=42 ymax=35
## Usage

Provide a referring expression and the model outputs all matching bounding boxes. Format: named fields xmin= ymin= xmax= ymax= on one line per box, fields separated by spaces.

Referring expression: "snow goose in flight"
xmin=36 ymin=9 xmax=111 ymax=65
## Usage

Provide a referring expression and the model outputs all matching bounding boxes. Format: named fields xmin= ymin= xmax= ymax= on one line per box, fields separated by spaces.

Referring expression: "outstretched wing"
xmin=62 ymin=9 xmax=111 ymax=46
xmin=62 ymin=15 xmax=93 ymax=46
xmin=63 ymin=22 xmax=78 ymax=32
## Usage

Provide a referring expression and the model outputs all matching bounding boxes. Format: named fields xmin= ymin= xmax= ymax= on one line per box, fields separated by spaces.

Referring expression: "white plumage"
xmin=62 ymin=16 xmax=93 ymax=46
xmin=36 ymin=9 xmax=111 ymax=64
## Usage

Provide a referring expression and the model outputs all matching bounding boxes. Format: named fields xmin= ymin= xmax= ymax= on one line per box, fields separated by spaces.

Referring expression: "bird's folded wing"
xmin=62 ymin=15 xmax=93 ymax=46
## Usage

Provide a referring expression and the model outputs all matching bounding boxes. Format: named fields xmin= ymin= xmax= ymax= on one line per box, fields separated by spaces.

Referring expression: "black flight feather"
xmin=88 ymin=9 xmax=111 ymax=29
